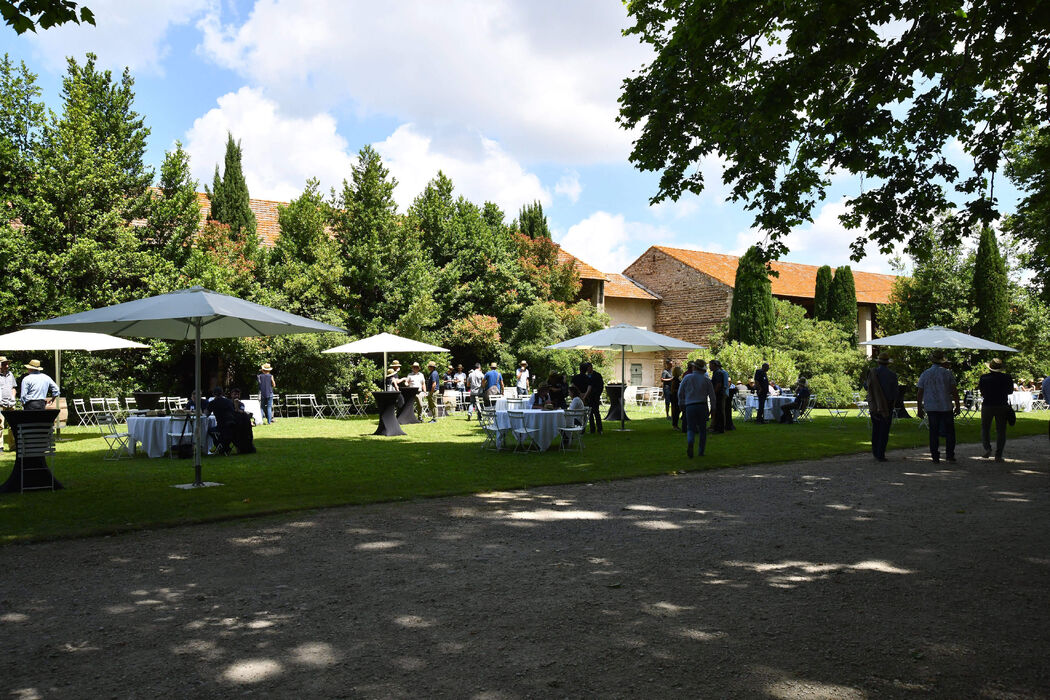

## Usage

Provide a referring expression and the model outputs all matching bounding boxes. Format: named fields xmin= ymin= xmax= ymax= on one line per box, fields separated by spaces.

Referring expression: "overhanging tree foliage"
xmin=1004 ymin=125 xmax=1050 ymax=303
xmin=813 ymin=265 xmax=833 ymax=321
xmin=1 ymin=0 xmax=93 ymax=34
xmin=971 ymin=227 xmax=1009 ymax=344
xmin=619 ymin=0 xmax=1050 ymax=261
xmin=728 ymin=246 xmax=774 ymax=346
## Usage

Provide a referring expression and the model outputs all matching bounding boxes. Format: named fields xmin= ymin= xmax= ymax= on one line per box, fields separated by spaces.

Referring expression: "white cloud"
xmin=183 ymin=87 xmax=356 ymax=202
xmin=374 ymin=124 xmax=549 ymax=214
xmin=196 ymin=0 xmax=649 ymax=163
xmin=555 ymin=171 xmax=582 ymax=203
xmin=779 ymin=199 xmax=903 ymax=274
xmin=25 ymin=0 xmax=209 ymax=75
xmin=557 ymin=211 xmax=670 ymax=273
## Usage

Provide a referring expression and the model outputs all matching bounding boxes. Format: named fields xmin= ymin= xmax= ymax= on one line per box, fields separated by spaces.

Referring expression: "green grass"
xmin=1 ymin=408 xmax=1046 ymax=543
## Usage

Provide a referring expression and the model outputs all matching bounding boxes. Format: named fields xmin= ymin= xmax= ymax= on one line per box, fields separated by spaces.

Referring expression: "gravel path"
xmin=2 ymin=436 xmax=1049 ymax=699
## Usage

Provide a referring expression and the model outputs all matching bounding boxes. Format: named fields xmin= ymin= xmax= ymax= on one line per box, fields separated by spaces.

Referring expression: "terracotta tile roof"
xmin=556 ymin=248 xmax=605 ymax=280
xmin=196 ymin=191 xmax=283 ymax=248
xmin=604 ymin=273 xmax=660 ymax=301
xmin=651 ymin=246 xmax=897 ymax=305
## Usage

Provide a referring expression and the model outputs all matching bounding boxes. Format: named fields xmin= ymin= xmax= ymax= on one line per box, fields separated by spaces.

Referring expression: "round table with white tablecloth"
xmin=744 ymin=395 xmax=796 ymax=421
xmin=1009 ymin=391 xmax=1034 ymax=412
xmin=240 ymin=399 xmax=262 ymax=425
xmin=126 ymin=415 xmax=217 ymax=458
xmin=493 ymin=408 xmax=565 ymax=451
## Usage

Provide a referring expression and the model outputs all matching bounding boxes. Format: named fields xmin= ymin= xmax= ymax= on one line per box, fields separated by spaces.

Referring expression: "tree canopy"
xmin=619 ymin=0 xmax=1050 ymax=262
xmin=1 ymin=0 xmax=92 ymax=34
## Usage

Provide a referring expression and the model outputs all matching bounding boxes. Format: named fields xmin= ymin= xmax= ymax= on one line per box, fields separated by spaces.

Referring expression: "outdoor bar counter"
xmin=372 ymin=391 xmax=406 ymax=436
xmin=1 ymin=410 xmax=62 ymax=493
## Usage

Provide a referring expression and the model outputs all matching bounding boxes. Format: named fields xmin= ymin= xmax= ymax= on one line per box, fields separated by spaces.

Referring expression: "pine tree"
xmin=829 ymin=266 xmax=858 ymax=345
xmin=205 ymin=133 xmax=257 ymax=251
xmin=972 ymin=227 xmax=1009 ymax=343
xmin=813 ymin=265 xmax=833 ymax=320
xmin=206 ymin=164 xmax=224 ymax=223
xmin=728 ymin=246 xmax=774 ymax=346
xmin=516 ymin=201 xmax=551 ymax=239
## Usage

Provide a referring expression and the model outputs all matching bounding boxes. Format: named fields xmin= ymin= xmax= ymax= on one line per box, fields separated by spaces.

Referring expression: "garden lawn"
xmin=1 ymin=408 xmax=1046 ymax=543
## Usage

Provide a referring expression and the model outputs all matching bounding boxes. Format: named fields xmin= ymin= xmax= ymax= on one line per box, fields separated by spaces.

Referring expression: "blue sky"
xmin=5 ymin=0 xmax=1020 ymax=276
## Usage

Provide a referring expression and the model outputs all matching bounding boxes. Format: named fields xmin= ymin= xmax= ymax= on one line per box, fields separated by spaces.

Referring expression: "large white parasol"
xmin=323 ymin=332 xmax=449 ymax=374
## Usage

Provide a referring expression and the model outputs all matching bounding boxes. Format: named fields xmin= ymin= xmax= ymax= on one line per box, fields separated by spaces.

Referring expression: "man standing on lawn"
xmin=482 ymin=362 xmax=504 ymax=406
xmin=20 ymin=359 xmax=60 ymax=411
xmin=916 ymin=350 xmax=961 ymax=463
xmin=1043 ymin=373 xmax=1050 ymax=443
xmin=661 ymin=359 xmax=673 ymax=419
xmin=427 ymin=361 xmax=440 ymax=422
xmin=753 ymin=362 xmax=770 ymax=424
xmin=0 ymin=357 xmax=15 ymax=451
xmin=865 ymin=352 xmax=898 ymax=462
xmin=678 ymin=360 xmax=715 ymax=458
xmin=515 ymin=360 xmax=531 ymax=396
xmin=406 ymin=362 xmax=427 ymax=419
xmin=467 ymin=363 xmax=485 ymax=419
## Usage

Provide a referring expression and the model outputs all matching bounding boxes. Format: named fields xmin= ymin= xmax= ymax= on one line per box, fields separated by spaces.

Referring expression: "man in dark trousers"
xmin=709 ymin=359 xmax=728 ymax=432
xmin=205 ymin=387 xmax=237 ymax=455
xmin=753 ymin=362 xmax=770 ymax=423
xmin=978 ymin=357 xmax=1013 ymax=462
xmin=661 ymin=359 xmax=673 ymax=419
xmin=585 ymin=362 xmax=604 ymax=434
xmin=865 ymin=352 xmax=898 ymax=461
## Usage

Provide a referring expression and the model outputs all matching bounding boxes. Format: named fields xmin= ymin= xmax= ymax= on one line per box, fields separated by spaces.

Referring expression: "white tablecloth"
xmin=241 ymin=399 xmax=262 ymax=424
xmin=494 ymin=409 xmax=565 ymax=451
xmin=127 ymin=415 xmax=216 ymax=458
xmin=1010 ymin=391 xmax=1034 ymax=412
xmin=491 ymin=396 xmax=533 ymax=413
xmin=745 ymin=395 xmax=796 ymax=421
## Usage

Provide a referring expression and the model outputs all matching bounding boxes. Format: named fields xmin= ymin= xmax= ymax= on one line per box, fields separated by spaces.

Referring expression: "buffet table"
xmin=1010 ymin=391 xmax=1034 ymax=412
xmin=745 ymin=395 xmax=796 ymax=421
xmin=127 ymin=415 xmax=217 ymax=458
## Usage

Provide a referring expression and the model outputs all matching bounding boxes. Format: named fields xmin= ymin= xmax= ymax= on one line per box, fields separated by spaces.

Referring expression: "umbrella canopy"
xmin=29 ymin=287 xmax=345 ymax=486
xmin=323 ymin=332 xmax=449 ymax=375
xmin=859 ymin=326 xmax=1017 ymax=352
xmin=547 ymin=324 xmax=702 ymax=430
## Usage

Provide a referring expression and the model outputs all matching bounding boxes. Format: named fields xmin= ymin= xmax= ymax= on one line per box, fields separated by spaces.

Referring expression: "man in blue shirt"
xmin=19 ymin=359 xmax=60 ymax=411
xmin=916 ymin=350 xmax=961 ymax=463
xmin=678 ymin=360 xmax=715 ymax=458
xmin=481 ymin=362 xmax=504 ymax=406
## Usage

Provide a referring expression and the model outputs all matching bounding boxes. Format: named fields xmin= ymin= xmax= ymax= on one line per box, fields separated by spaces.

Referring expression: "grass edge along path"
xmin=1 ymin=409 xmax=1046 ymax=544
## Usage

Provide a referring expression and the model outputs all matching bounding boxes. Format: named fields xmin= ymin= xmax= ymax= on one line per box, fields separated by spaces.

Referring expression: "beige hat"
xmin=987 ymin=357 xmax=1005 ymax=372
xmin=877 ymin=352 xmax=891 ymax=364
xmin=427 ymin=361 xmax=436 ymax=368
xmin=24 ymin=359 xmax=43 ymax=371
xmin=260 ymin=362 xmax=273 ymax=371
xmin=391 ymin=360 xmax=401 ymax=369
xmin=412 ymin=361 xmax=420 ymax=368
xmin=0 ymin=356 xmax=8 ymax=363
xmin=387 ymin=369 xmax=396 ymax=376
xmin=520 ymin=360 xmax=528 ymax=367
xmin=490 ymin=362 xmax=498 ymax=369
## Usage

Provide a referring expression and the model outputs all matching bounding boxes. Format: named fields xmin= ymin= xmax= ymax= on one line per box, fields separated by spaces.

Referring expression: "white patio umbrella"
xmin=546 ymin=324 xmax=702 ymax=431
xmin=323 ymin=332 xmax=449 ymax=373
xmin=29 ymin=287 xmax=344 ymax=487
xmin=860 ymin=326 xmax=1017 ymax=352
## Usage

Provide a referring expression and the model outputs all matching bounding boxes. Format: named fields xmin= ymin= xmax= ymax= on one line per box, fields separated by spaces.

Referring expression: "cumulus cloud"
xmin=375 ymin=124 xmax=549 ymax=213
xmin=196 ymin=0 xmax=649 ymax=163
xmin=777 ymin=199 xmax=903 ymax=273
xmin=555 ymin=171 xmax=582 ymax=203
xmin=557 ymin=211 xmax=671 ymax=274
xmin=24 ymin=0 xmax=209 ymax=74
xmin=183 ymin=87 xmax=356 ymax=202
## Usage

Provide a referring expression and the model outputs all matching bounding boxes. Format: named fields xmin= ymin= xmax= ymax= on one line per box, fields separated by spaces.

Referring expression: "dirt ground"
xmin=2 ymin=435 xmax=1049 ymax=699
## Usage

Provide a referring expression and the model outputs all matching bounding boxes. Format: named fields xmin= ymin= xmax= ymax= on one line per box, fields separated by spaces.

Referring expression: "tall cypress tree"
xmin=205 ymin=133 xmax=257 ymax=249
xmin=728 ymin=246 xmax=775 ymax=346
xmin=972 ymin=227 xmax=1009 ymax=343
xmin=516 ymin=201 xmax=551 ymax=239
xmin=206 ymin=164 xmax=225 ymax=223
xmin=829 ymin=266 xmax=858 ymax=345
xmin=813 ymin=265 xmax=833 ymax=320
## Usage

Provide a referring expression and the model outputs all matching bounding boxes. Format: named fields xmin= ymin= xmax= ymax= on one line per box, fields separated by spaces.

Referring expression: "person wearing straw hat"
xmin=426 ymin=360 xmax=440 ymax=422
xmin=515 ymin=360 xmax=531 ymax=397
xmin=0 ymin=357 xmax=15 ymax=451
xmin=19 ymin=359 xmax=60 ymax=411
xmin=865 ymin=352 xmax=898 ymax=462
xmin=916 ymin=350 xmax=961 ymax=463
xmin=978 ymin=357 xmax=1013 ymax=462
xmin=257 ymin=362 xmax=277 ymax=424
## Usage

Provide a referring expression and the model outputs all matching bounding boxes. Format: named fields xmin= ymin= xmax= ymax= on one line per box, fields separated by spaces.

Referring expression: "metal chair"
xmin=304 ymin=394 xmax=326 ymax=418
xmin=796 ymin=395 xmax=817 ymax=423
xmin=105 ymin=397 xmax=126 ymax=423
xmin=477 ymin=407 xmax=507 ymax=451
xmin=826 ymin=398 xmax=849 ymax=424
xmin=97 ymin=413 xmax=131 ymax=460
xmin=508 ymin=410 xmax=541 ymax=453
xmin=73 ymin=398 xmax=95 ymax=426
xmin=326 ymin=394 xmax=349 ymax=418
xmin=350 ymin=393 xmax=369 ymax=417
xmin=16 ymin=423 xmax=56 ymax=491
xmin=853 ymin=393 xmax=869 ymax=419
xmin=559 ymin=408 xmax=588 ymax=451
xmin=167 ymin=415 xmax=196 ymax=459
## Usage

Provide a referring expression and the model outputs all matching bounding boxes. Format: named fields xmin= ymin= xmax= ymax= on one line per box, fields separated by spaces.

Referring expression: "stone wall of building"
xmin=623 ymin=248 xmax=732 ymax=353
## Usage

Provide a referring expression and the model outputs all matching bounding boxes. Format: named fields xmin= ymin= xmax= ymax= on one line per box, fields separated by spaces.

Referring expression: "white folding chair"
xmin=16 ymin=423 xmax=56 ymax=491
xmin=98 ymin=413 xmax=131 ymax=460
xmin=854 ymin=393 xmax=869 ymax=419
xmin=124 ymin=397 xmax=137 ymax=414
xmin=73 ymin=398 xmax=95 ymax=426
xmin=508 ymin=410 xmax=541 ymax=453
xmin=88 ymin=398 xmax=107 ymax=424
xmin=477 ymin=407 xmax=507 ymax=451
xmin=167 ymin=415 xmax=195 ymax=459
xmin=303 ymin=394 xmax=326 ymax=418
xmin=559 ymin=408 xmax=588 ymax=451
xmin=326 ymin=394 xmax=349 ymax=418
xmin=796 ymin=395 xmax=817 ymax=423
xmin=827 ymin=398 xmax=849 ymax=424
xmin=104 ymin=397 xmax=125 ymax=423
xmin=350 ymin=393 xmax=369 ymax=417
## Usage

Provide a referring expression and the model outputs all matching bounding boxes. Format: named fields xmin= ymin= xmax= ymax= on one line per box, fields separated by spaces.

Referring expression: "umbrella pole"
xmin=55 ymin=349 xmax=62 ymax=439
xmin=194 ymin=323 xmax=203 ymax=486
xmin=621 ymin=346 xmax=626 ymax=431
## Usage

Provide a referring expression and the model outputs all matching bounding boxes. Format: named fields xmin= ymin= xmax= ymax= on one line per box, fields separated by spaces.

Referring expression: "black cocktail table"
xmin=372 ymin=391 xmax=406 ymax=436
xmin=1 ymin=410 xmax=62 ymax=493
xmin=397 ymin=387 xmax=420 ymax=424
xmin=604 ymin=384 xmax=630 ymax=421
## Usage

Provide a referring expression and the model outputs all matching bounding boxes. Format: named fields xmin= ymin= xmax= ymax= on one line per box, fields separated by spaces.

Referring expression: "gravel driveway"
xmin=2 ymin=436 xmax=1048 ymax=699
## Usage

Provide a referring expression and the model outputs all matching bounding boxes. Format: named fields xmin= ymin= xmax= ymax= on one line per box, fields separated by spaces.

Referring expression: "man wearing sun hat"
xmin=978 ymin=357 xmax=1013 ymax=462
xmin=20 ymin=359 xmax=60 ymax=411
xmin=916 ymin=350 xmax=960 ymax=463
xmin=257 ymin=362 xmax=277 ymax=424
xmin=865 ymin=352 xmax=898 ymax=462
xmin=0 ymin=357 xmax=16 ymax=450
xmin=426 ymin=360 xmax=441 ymax=422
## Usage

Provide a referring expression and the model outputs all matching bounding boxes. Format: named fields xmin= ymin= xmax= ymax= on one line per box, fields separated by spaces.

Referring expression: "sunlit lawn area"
xmin=1 ymin=408 xmax=1046 ymax=543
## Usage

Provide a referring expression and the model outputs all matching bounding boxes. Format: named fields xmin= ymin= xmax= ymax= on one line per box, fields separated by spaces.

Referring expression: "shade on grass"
xmin=1 ymin=409 xmax=1045 ymax=543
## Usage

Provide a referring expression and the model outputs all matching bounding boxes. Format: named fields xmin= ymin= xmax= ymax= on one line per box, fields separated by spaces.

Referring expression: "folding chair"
xmin=350 ymin=393 xmax=369 ymax=417
xmin=854 ymin=393 xmax=869 ymax=419
xmin=167 ymin=415 xmax=196 ymax=459
xmin=98 ymin=413 xmax=131 ymax=460
xmin=124 ymin=397 xmax=137 ymax=414
xmin=477 ymin=407 xmax=507 ymax=451
xmin=326 ymin=394 xmax=349 ymax=418
xmin=105 ymin=397 xmax=126 ymax=423
xmin=827 ymin=398 xmax=849 ymax=424
xmin=648 ymin=388 xmax=663 ymax=413
xmin=16 ymin=423 xmax=56 ymax=491
xmin=796 ymin=395 xmax=817 ymax=423
xmin=303 ymin=394 xmax=326 ymax=418
xmin=959 ymin=393 xmax=980 ymax=422
xmin=508 ymin=410 xmax=541 ymax=453
xmin=732 ymin=393 xmax=748 ymax=421
xmin=559 ymin=408 xmax=588 ymax=451
xmin=73 ymin=398 xmax=95 ymax=426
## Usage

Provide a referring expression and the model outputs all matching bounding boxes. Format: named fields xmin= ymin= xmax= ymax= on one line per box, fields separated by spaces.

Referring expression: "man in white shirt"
xmin=0 ymin=357 xmax=16 ymax=451
xmin=467 ymin=363 xmax=485 ymax=420
xmin=515 ymin=360 xmax=530 ymax=396
xmin=405 ymin=362 xmax=426 ymax=419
